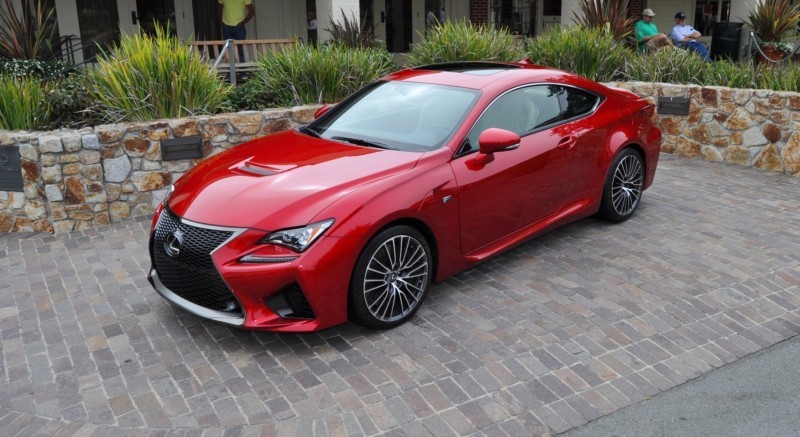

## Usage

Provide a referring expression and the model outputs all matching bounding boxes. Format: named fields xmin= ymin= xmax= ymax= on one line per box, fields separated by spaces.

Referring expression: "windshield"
xmin=308 ymin=81 xmax=480 ymax=152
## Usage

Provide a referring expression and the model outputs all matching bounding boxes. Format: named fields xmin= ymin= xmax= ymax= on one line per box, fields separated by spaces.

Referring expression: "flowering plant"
xmin=758 ymin=40 xmax=795 ymax=55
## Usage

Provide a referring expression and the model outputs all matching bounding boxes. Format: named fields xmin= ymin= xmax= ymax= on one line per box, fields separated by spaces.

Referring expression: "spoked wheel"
xmin=598 ymin=148 xmax=644 ymax=222
xmin=349 ymin=226 xmax=432 ymax=329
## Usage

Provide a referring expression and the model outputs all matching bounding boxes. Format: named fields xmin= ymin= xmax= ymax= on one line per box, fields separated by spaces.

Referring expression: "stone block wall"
xmin=609 ymin=82 xmax=800 ymax=175
xmin=0 ymin=106 xmax=317 ymax=234
xmin=2 ymin=82 xmax=800 ymax=235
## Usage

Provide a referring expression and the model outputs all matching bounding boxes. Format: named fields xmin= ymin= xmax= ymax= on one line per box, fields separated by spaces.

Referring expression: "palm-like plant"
xmin=572 ymin=0 xmax=637 ymax=41
xmin=0 ymin=0 xmax=58 ymax=59
xmin=325 ymin=9 xmax=379 ymax=49
xmin=744 ymin=0 xmax=800 ymax=42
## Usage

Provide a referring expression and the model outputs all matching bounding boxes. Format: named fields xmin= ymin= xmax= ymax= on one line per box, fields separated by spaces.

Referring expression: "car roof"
xmin=383 ymin=61 xmax=589 ymax=91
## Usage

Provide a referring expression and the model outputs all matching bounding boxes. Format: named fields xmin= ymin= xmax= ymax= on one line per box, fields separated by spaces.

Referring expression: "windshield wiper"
xmin=331 ymin=136 xmax=396 ymax=150
xmin=299 ymin=125 xmax=320 ymax=138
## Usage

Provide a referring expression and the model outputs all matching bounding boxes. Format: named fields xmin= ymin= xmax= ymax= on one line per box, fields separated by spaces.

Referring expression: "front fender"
xmin=311 ymin=149 xmax=464 ymax=282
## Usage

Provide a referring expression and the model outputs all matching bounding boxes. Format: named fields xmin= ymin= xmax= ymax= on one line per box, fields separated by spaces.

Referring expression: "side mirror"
xmin=473 ymin=128 xmax=520 ymax=165
xmin=314 ymin=105 xmax=330 ymax=119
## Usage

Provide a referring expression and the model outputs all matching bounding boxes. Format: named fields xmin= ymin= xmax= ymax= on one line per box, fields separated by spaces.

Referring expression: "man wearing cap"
xmin=634 ymin=9 xmax=673 ymax=51
xmin=671 ymin=11 xmax=712 ymax=62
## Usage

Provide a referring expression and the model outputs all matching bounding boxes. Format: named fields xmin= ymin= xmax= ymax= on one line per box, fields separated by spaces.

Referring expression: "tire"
xmin=597 ymin=148 xmax=644 ymax=223
xmin=349 ymin=226 xmax=433 ymax=329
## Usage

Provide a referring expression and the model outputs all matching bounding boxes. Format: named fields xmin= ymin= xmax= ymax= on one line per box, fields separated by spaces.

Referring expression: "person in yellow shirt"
xmin=217 ymin=0 xmax=255 ymax=62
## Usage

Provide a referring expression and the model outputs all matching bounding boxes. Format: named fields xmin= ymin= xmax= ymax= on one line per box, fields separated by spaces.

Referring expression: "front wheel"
xmin=349 ymin=226 xmax=432 ymax=329
xmin=597 ymin=148 xmax=644 ymax=223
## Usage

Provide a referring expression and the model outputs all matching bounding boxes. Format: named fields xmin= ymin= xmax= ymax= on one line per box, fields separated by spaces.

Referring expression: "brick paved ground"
xmin=1 ymin=154 xmax=799 ymax=436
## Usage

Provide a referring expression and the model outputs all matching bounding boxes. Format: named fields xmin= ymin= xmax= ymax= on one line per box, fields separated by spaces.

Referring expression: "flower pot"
xmin=756 ymin=45 xmax=786 ymax=65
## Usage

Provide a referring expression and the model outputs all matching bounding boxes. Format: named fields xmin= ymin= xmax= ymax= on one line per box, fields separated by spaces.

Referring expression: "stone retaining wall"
xmin=0 ymin=106 xmax=317 ymax=233
xmin=2 ymin=82 xmax=800 ymax=234
xmin=610 ymin=81 xmax=800 ymax=174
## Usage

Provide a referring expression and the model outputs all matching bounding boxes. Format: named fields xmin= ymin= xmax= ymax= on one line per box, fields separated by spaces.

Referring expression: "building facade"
xmin=8 ymin=0 xmax=762 ymax=61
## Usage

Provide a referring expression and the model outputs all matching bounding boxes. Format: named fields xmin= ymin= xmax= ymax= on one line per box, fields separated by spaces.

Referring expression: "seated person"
xmin=634 ymin=9 xmax=673 ymax=51
xmin=671 ymin=12 xmax=712 ymax=62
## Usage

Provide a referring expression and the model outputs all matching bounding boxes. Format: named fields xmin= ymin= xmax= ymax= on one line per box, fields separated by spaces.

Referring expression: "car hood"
xmin=168 ymin=130 xmax=422 ymax=230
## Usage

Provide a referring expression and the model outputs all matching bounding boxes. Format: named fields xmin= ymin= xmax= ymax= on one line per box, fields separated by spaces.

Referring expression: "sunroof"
xmin=413 ymin=62 xmax=521 ymax=75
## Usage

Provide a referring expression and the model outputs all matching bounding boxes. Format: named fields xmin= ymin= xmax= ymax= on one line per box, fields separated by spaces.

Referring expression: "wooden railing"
xmin=189 ymin=39 xmax=298 ymax=84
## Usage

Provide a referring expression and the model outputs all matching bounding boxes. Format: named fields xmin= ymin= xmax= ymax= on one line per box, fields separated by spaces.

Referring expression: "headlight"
xmin=261 ymin=219 xmax=334 ymax=252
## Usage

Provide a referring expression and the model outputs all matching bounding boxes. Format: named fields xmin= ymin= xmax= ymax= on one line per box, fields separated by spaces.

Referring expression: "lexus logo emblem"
xmin=164 ymin=230 xmax=184 ymax=258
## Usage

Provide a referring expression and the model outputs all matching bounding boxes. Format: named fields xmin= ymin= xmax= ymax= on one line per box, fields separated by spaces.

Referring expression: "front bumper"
xmin=148 ymin=207 xmax=362 ymax=332
xmin=149 ymin=268 xmax=244 ymax=327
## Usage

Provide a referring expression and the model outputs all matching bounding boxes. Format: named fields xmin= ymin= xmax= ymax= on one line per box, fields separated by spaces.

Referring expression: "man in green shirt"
xmin=634 ymin=9 xmax=673 ymax=51
xmin=217 ymin=0 xmax=256 ymax=61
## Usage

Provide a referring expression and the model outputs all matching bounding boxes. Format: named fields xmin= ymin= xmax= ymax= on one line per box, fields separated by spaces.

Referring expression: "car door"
xmin=451 ymin=85 xmax=583 ymax=254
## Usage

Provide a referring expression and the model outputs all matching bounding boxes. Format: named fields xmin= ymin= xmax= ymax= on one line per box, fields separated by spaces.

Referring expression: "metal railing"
xmin=212 ymin=39 xmax=238 ymax=84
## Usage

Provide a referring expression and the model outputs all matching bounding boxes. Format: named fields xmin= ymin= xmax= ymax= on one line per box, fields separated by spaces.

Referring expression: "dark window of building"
xmin=490 ymin=0 xmax=538 ymax=37
xmin=76 ymin=0 xmax=121 ymax=61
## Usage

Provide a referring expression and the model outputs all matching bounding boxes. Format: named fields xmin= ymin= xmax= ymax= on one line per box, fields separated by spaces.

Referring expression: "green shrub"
xmin=0 ymin=57 xmax=70 ymax=78
xmin=701 ymin=59 xmax=756 ymax=89
xmin=527 ymin=26 xmax=630 ymax=81
xmin=405 ymin=20 xmax=524 ymax=65
xmin=46 ymin=71 xmax=103 ymax=129
xmin=622 ymin=48 xmax=708 ymax=84
xmin=755 ymin=64 xmax=800 ymax=92
xmin=257 ymin=44 xmax=394 ymax=105
xmin=89 ymin=25 xmax=232 ymax=122
xmin=222 ymin=76 xmax=276 ymax=111
xmin=0 ymin=74 xmax=50 ymax=130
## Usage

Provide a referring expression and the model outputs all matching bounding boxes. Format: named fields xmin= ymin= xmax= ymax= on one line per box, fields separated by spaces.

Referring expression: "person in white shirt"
xmin=671 ymin=11 xmax=712 ymax=62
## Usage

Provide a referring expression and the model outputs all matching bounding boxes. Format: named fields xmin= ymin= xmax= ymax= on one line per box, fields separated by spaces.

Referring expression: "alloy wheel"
xmin=611 ymin=154 xmax=643 ymax=216
xmin=362 ymin=234 xmax=430 ymax=323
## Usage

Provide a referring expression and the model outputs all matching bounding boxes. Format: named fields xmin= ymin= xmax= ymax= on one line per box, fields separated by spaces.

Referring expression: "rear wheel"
xmin=597 ymin=148 xmax=644 ymax=222
xmin=349 ymin=226 xmax=432 ymax=329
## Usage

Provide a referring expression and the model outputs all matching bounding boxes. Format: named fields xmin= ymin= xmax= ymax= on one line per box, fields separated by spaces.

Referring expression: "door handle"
xmin=557 ymin=136 xmax=576 ymax=150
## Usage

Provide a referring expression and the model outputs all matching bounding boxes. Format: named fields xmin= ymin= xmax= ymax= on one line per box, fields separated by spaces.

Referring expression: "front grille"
xmin=151 ymin=208 xmax=241 ymax=314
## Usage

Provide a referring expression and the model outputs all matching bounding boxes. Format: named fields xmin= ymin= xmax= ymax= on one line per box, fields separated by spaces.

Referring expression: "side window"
xmin=462 ymin=85 xmax=560 ymax=154
xmin=524 ymin=86 xmax=562 ymax=128
xmin=559 ymin=87 xmax=599 ymax=120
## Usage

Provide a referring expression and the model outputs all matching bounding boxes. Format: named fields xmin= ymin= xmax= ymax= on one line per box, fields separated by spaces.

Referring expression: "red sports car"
xmin=148 ymin=61 xmax=661 ymax=332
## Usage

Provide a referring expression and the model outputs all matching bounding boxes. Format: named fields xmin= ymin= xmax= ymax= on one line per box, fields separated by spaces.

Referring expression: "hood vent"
xmin=240 ymin=164 xmax=278 ymax=176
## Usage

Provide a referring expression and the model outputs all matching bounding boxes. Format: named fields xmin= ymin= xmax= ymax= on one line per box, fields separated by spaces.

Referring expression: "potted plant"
xmin=743 ymin=0 xmax=800 ymax=63
xmin=756 ymin=40 xmax=795 ymax=59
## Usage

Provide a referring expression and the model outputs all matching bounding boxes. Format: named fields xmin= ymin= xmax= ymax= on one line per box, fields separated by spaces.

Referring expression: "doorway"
xmin=192 ymin=0 xmax=220 ymax=40
xmin=385 ymin=0 xmax=412 ymax=53
xmin=135 ymin=0 xmax=176 ymax=35
xmin=76 ymin=0 xmax=122 ymax=60
xmin=116 ymin=0 xmax=193 ymax=39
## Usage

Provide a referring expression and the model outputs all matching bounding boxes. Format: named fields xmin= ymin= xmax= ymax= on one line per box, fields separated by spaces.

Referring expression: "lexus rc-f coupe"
xmin=148 ymin=61 xmax=661 ymax=332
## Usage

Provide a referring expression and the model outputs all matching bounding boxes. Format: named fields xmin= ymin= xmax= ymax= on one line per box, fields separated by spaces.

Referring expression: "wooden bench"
xmin=189 ymin=39 xmax=298 ymax=83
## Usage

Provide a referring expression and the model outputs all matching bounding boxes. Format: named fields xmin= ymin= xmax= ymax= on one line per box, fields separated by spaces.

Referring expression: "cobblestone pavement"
xmin=2 ymin=154 xmax=800 ymax=436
